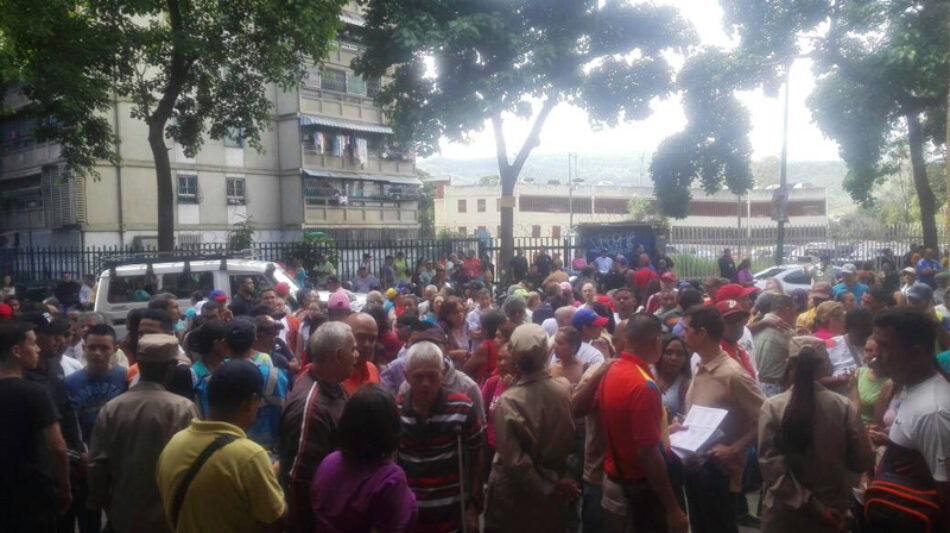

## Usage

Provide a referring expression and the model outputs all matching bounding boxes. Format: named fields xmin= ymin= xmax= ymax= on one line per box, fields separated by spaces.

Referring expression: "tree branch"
xmin=509 ymin=96 xmax=557 ymax=178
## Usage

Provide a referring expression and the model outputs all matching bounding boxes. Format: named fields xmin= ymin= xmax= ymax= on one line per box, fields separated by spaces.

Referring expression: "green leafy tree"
xmin=0 ymin=0 xmax=347 ymax=250
xmin=354 ymin=0 xmax=695 ymax=279
xmin=653 ymin=0 xmax=949 ymax=250
xmin=227 ymin=216 xmax=255 ymax=250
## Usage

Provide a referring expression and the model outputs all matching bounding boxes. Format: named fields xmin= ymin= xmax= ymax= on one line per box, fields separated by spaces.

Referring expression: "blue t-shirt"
xmin=247 ymin=362 xmax=288 ymax=450
xmin=917 ymin=258 xmax=941 ymax=288
xmin=65 ymin=366 xmax=128 ymax=443
xmin=833 ymin=281 xmax=868 ymax=304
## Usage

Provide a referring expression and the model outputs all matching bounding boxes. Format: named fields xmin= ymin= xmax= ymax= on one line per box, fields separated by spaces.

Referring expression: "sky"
xmin=426 ymin=0 xmax=842 ymax=163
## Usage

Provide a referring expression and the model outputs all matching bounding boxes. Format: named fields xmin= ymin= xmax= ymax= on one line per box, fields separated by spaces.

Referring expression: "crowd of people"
xmin=2 ymin=244 xmax=950 ymax=533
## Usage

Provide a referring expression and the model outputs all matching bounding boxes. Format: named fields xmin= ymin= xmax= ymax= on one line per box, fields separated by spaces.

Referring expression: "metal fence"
xmin=2 ymin=222 xmax=948 ymax=290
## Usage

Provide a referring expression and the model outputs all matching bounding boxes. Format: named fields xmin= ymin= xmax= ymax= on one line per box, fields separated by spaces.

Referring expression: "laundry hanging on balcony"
xmin=331 ymin=135 xmax=347 ymax=157
xmin=313 ymin=131 xmax=325 ymax=154
xmin=354 ymin=137 xmax=368 ymax=168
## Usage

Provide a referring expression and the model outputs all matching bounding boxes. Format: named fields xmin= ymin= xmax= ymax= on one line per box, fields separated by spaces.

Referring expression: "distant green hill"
xmin=419 ymin=153 xmax=855 ymax=215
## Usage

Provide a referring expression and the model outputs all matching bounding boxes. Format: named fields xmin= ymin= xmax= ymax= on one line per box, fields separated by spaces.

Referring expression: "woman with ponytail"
xmin=757 ymin=336 xmax=874 ymax=532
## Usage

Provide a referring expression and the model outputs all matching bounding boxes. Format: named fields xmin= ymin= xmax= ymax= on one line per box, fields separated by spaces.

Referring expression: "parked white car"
xmin=95 ymin=256 xmax=301 ymax=336
xmin=753 ymin=264 xmax=841 ymax=293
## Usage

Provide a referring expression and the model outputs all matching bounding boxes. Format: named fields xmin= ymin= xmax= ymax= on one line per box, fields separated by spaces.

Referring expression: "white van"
xmin=94 ymin=255 xmax=301 ymax=335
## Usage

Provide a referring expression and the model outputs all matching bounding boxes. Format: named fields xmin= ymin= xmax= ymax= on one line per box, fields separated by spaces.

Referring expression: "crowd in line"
xmin=1 ymin=244 xmax=949 ymax=533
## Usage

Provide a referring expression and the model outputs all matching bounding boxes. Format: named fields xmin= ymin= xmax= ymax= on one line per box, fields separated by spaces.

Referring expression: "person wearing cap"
xmin=597 ymin=314 xmax=689 ymax=533
xmin=796 ymin=282 xmax=834 ymax=334
xmin=157 ymin=360 xmax=287 ymax=533
xmin=719 ymin=248 xmax=737 ymax=282
xmin=752 ymin=294 xmax=797 ymax=397
xmin=832 ymin=263 xmax=868 ymax=305
xmin=899 ymin=266 xmax=918 ymax=300
xmin=0 ymin=321 xmax=73 ymax=531
xmin=397 ymin=341 xmax=484 ymax=533
xmin=218 ymin=317 xmax=287 ymax=450
xmin=644 ymin=271 xmax=679 ymax=314
xmin=485 ymin=324 xmax=577 ymax=533
xmin=278 ymin=321 xmax=356 ymax=533
xmin=757 ymin=336 xmax=873 ymax=533
xmin=555 ymin=309 xmax=608 ymax=367
xmin=718 ymin=300 xmax=757 ymax=379
xmin=88 ymin=333 xmax=198 ymax=533
xmin=682 ymin=305 xmax=765 ymax=532
xmin=326 ymin=290 xmax=352 ymax=322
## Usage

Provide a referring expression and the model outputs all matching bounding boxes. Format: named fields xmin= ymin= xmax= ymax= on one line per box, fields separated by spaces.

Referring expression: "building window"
xmin=478 ymin=226 xmax=487 ymax=232
xmin=552 ymin=226 xmax=561 ymax=239
xmin=177 ymin=175 xmax=198 ymax=204
xmin=457 ymin=199 xmax=467 ymax=213
xmin=226 ymin=178 xmax=246 ymax=206
xmin=366 ymin=77 xmax=381 ymax=98
xmin=223 ymin=127 xmax=244 ymax=148
xmin=347 ymin=74 xmax=367 ymax=96
xmin=532 ymin=225 xmax=541 ymax=238
xmin=458 ymin=226 xmax=467 ymax=234
xmin=477 ymin=199 xmax=486 ymax=212
xmin=320 ymin=68 xmax=346 ymax=92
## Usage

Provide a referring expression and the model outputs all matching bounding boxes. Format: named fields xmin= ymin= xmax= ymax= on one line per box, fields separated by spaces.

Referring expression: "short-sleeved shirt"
xmin=397 ymin=389 xmax=483 ymax=533
xmin=156 ymin=420 xmax=286 ymax=533
xmin=599 ymin=352 xmax=666 ymax=481
xmin=0 ymin=377 xmax=59 ymax=519
xmin=832 ymin=281 xmax=868 ymax=303
xmin=65 ymin=366 xmax=128 ymax=444
xmin=888 ymin=373 xmax=950 ymax=482
xmin=311 ymin=451 xmax=417 ymax=533
xmin=548 ymin=342 xmax=605 ymax=368
xmin=594 ymin=256 xmax=614 ymax=274
xmin=341 ymin=361 xmax=380 ymax=396
xmin=578 ymin=362 xmax=607 ymax=485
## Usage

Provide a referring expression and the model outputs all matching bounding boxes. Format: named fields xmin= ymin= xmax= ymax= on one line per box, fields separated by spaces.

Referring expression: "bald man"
xmin=341 ymin=313 xmax=380 ymax=395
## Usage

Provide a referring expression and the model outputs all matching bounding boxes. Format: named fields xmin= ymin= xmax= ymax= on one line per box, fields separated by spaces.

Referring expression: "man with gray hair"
xmin=398 ymin=341 xmax=485 ymax=532
xmin=417 ymin=284 xmax=439 ymax=318
xmin=485 ymin=324 xmax=577 ymax=533
xmin=278 ymin=321 xmax=357 ymax=533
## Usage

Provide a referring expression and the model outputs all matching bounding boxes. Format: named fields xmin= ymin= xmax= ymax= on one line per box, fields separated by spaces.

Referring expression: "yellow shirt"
xmin=156 ymin=420 xmax=286 ymax=533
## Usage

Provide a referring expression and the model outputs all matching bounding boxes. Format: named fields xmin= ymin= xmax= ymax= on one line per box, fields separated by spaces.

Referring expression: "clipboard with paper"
xmin=669 ymin=405 xmax=728 ymax=460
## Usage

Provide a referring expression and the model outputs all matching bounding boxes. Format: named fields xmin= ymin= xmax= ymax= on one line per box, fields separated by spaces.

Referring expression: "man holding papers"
xmin=682 ymin=305 xmax=765 ymax=533
xmin=599 ymin=314 xmax=689 ymax=533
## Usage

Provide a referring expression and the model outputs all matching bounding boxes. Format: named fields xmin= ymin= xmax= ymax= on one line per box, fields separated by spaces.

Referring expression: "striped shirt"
xmin=397 ymin=389 xmax=483 ymax=533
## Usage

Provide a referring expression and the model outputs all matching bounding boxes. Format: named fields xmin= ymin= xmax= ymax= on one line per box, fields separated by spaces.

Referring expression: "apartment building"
xmin=432 ymin=180 xmax=828 ymax=239
xmin=0 ymin=2 xmax=421 ymax=248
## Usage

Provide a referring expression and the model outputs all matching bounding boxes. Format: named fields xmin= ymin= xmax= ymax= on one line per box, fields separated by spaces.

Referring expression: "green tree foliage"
xmin=0 ymin=0 xmax=347 ymax=250
xmin=354 ymin=0 xmax=696 ymax=279
xmin=227 ymin=216 xmax=255 ymax=250
xmin=653 ymin=0 xmax=949 ymax=249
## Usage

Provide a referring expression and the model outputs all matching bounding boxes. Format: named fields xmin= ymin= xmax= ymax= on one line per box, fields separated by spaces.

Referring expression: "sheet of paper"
xmin=669 ymin=405 xmax=729 ymax=454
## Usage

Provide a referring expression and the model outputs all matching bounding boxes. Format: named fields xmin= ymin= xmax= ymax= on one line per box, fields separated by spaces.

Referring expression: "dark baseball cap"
xmin=20 ymin=311 xmax=71 ymax=335
xmin=225 ymin=317 xmax=256 ymax=345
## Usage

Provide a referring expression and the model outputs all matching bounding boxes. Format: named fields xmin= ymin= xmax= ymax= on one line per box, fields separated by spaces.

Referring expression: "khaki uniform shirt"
xmin=758 ymin=385 xmax=874 ymax=533
xmin=685 ymin=350 xmax=765 ymax=491
xmin=88 ymin=381 xmax=198 ymax=533
xmin=577 ymin=362 xmax=607 ymax=485
xmin=485 ymin=370 xmax=575 ymax=533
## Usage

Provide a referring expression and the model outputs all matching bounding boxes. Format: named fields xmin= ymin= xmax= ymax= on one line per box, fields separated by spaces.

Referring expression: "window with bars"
xmin=366 ymin=77 xmax=382 ymax=98
xmin=347 ymin=74 xmax=367 ymax=96
xmin=321 ymin=68 xmax=346 ymax=92
xmin=226 ymin=177 xmax=246 ymax=205
xmin=177 ymin=175 xmax=198 ymax=204
xmin=532 ymin=225 xmax=541 ymax=238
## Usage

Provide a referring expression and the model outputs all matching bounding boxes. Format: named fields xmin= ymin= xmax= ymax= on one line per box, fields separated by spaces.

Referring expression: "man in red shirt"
xmin=599 ymin=314 xmax=688 ymax=533
xmin=629 ymin=254 xmax=658 ymax=294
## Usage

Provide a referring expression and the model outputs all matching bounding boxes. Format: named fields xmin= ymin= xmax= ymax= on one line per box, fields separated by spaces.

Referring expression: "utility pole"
xmin=776 ymin=63 xmax=792 ymax=265
xmin=568 ymin=152 xmax=578 ymax=230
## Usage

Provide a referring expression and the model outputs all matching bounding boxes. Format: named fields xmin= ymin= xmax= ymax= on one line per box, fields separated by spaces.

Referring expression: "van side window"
xmin=228 ymin=274 xmax=272 ymax=299
xmin=107 ymin=275 xmax=159 ymax=303
xmin=161 ymin=272 xmax=215 ymax=299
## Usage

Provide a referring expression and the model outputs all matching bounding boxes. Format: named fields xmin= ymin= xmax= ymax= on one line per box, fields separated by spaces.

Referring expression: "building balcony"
xmin=304 ymin=203 xmax=418 ymax=227
xmin=1 ymin=142 xmax=61 ymax=176
xmin=302 ymin=148 xmax=415 ymax=176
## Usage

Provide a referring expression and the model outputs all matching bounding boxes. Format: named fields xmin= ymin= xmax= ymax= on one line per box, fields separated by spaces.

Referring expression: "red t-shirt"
xmin=599 ymin=352 xmax=666 ymax=481
xmin=631 ymin=268 xmax=658 ymax=293
xmin=341 ymin=361 xmax=380 ymax=395
xmin=720 ymin=339 xmax=756 ymax=379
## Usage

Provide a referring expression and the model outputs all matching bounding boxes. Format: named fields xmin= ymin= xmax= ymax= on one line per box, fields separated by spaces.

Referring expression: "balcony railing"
xmin=302 ymin=148 xmax=415 ymax=175
xmin=304 ymin=204 xmax=418 ymax=226
xmin=0 ymin=207 xmax=46 ymax=230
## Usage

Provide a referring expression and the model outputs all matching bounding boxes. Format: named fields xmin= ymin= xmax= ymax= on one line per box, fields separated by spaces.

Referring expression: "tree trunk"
xmin=148 ymin=120 xmax=175 ymax=251
xmin=499 ymin=171 xmax=516 ymax=284
xmin=907 ymin=112 xmax=938 ymax=251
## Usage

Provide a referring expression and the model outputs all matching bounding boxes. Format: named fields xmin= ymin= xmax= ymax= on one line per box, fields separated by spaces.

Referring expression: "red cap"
xmin=274 ymin=282 xmax=291 ymax=297
xmin=596 ymin=295 xmax=614 ymax=311
xmin=714 ymin=283 xmax=757 ymax=303
xmin=660 ymin=271 xmax=677 ymax=282
xmin=0 ymin=303 xmax=11 ymax=321
xmin=715 ymin=299 xmax=749 ymax=319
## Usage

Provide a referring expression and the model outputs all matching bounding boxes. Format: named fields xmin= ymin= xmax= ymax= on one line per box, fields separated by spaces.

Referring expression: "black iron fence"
xmin=2 ymin=223 xmax=948 ymax=290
